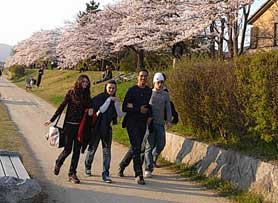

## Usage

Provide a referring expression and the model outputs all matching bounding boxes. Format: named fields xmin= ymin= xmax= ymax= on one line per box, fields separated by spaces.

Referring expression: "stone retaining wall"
xmin=161 ymin=132 xmax=278 ymax=203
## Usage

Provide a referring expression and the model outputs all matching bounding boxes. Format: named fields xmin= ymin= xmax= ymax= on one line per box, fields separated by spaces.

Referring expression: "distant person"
xmin=0 ymin=69 xmax=2 ymax=78
xmin=25 ymin=76 xmax=36 ymax=91
xmin=44 ymin=75 xmax=91 ymax=184
xmin=79 ymin=63 xmax=88 ymax=73
xmin=36 ymin=67 xmax=44 ymax=88
xmin=95 ymin=65 xmax=112 ymax=84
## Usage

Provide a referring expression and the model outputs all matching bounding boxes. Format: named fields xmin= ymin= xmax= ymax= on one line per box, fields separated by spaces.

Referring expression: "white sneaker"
xmin=144 ymin=171 xmax=152 ymax=178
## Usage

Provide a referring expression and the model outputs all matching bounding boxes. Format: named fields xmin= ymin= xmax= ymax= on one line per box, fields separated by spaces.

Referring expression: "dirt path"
xmin=0 ymin=78 xmax=230 ymax=203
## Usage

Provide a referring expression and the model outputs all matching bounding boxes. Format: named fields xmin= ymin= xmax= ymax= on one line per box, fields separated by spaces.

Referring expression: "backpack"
xmin=165 ymin=101 xmax=179 ymax=124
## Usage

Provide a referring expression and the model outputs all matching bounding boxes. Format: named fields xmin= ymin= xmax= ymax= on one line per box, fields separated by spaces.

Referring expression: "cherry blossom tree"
xmin=5 ymin=29 xmax=61 ymax=67
xmin=57 ymin=4 xmax=124 ymax=69
xmin=110 ymin=0 xmax=254 ymax=68
xmin=6 ymin=0 xmax=254 ymax=69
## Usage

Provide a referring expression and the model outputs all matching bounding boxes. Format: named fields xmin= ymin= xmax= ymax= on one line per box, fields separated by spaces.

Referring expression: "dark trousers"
xmin=85 ymin=128 xmax=112 ymax=178
xmin=37 ymin=75 xmax=42 ymax=87
xmin=125 ymin=120 xmax=146 ymax=177
xmin=119 ymin=140 xmax=146 ymax=169
xmin=119 ymin=148 xmax=133 ymax=169
xmin=56 ymin=123 xmax=81 ymax=176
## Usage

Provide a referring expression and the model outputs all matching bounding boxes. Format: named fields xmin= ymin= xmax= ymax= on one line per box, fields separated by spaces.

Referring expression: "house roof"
xmin=248 ymin=0 xmax=276 ymax=24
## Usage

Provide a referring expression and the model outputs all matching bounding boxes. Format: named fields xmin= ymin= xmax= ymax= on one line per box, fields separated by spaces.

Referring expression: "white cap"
xmin=153 ymin=72 xmax=164 ymax=83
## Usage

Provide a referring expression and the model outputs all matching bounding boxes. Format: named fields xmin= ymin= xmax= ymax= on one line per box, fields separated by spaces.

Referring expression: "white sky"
xmin=0 ymin=0 xmax=114 ymax=45
xmin=0 ymin=0 xmax=265 ymax=46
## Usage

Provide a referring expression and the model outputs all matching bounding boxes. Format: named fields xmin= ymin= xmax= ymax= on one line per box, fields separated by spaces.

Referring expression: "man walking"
xmin=144 ymin=72 xmax=172 ymax=178
xmin=121 ymin=69 xmax=152 ymax=185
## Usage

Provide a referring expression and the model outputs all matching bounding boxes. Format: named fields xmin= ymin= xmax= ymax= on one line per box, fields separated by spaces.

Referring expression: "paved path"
xmin=0 ymin=78 xmax=230 ymax=203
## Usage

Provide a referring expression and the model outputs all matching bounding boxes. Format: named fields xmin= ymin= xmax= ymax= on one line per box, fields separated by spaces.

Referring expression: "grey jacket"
xmin=149 ymin=89 xmax=172 ymax=125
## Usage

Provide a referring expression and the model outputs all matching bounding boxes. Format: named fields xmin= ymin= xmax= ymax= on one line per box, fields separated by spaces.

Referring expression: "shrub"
xmin=168 ymin=51 xmax=278 ymax=144
xmin=236 ymin=51 xmax=278 ymax=143
xmin=8 ymin=65 xmax=26 ymax=79
xmin=168 ymin=57 xmax=247 ymax=139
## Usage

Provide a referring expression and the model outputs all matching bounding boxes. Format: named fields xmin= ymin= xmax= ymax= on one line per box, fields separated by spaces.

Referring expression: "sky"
xmin=0 ymin=0 xmax=266 ymax=46
xmin=0 ymin=0 xmax=114 ymax=45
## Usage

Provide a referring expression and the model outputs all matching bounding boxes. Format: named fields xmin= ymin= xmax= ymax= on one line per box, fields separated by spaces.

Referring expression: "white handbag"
xmin=45 ymin=115 xmax=64 ymax=148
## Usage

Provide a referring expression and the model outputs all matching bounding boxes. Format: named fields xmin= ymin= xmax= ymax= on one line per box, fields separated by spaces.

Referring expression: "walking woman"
xmin=85 ymin=80 xmax=123 ymax=183
xmin=44 ymin=74 xmax=91 ymax=184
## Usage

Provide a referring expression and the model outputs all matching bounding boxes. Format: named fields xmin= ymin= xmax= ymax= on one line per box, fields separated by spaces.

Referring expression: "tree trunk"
xmin=233 ymin=22 xmax=239 ymax=57
xmin=137 ymin=49 xmax=144 ymax=70
xmin=227 ymin=15 xmax=234 ymax=58
xmin=210 ymin=22 xmax=216 ymax=58
xmin=239 ymin=5 xmax=251 ymax=55
xmin=128 ymin=46 xmax=145 ymax=70
xmin=218 ymin=18 xmax=225 ymax=58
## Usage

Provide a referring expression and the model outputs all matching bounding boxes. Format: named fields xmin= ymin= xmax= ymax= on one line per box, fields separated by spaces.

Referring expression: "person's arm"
xmin=165 ymin=93 xmax=172 ymax=127
xmin=44 ymin=91 xmax=70 ymax=126
xmin=113 ymin=98 xmax=124 ymax=117
xmin=122 ymin=88 xmax=140 ymax=113
xmin=98 ymin=97 xmax=112 ymax=113
xmin=50 ymin=90 xmax=70 ymax=122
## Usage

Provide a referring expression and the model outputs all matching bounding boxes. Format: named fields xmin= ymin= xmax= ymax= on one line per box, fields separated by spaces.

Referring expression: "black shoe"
xmin=54 ymin=164 xmax=60 ymax=176
xmin=118 ymin=167 xmax=124 ymax=177
xmin=103 ymin=176 xmax=112 ymax=183
xmin=135 ymin=176 xmax=145 ymax=185
xmin=85 ymin=168 xmax=91 ymax=176
xmin=68 ymin=174 xmax=80 ymax=184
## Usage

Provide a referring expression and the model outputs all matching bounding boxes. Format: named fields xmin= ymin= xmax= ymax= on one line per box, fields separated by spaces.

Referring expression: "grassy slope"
xmin=0 ymin=103 xmax=38 ymax=177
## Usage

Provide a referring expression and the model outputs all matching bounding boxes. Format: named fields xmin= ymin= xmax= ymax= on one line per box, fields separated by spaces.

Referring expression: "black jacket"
xmin=91 ymin=92 xmax=117 ymax=136
xmin=122 ymin=85 xmax=152 ymax=122
xmin=50 ymin=89 xmax=90 ymax=126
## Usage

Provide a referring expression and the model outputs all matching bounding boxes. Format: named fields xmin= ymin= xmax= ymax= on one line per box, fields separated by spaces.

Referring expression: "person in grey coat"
xmin=144 ymin=72 xmax=172 ymax=178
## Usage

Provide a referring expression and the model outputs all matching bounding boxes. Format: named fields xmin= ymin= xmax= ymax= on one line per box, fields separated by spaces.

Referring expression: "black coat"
xmin=91 ymin=92 xmax=117 ymax=137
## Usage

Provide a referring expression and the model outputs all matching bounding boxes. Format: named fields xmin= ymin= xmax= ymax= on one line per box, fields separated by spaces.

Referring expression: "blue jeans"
xmin=144 ymin=123 xmax=165 ymax=172
xmin=85 ymin=128 xmax=112 ymax=178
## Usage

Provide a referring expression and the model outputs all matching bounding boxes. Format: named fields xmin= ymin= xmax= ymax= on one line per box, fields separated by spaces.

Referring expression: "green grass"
xmin=0 ymin=103 xmax=38 ymax=177
xmin=0 ymin=103 xmax=22 ymax=151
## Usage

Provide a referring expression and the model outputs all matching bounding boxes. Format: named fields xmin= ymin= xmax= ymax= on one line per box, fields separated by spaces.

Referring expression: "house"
xmin=248 ymin=0 xmax=278 ymax=49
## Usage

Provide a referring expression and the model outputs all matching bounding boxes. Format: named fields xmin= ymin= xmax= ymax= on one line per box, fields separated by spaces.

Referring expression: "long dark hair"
xmin=71 ymin=74 xmax=91 ymax=105
xmin=104 ymin=80 xmax=117 ymax=96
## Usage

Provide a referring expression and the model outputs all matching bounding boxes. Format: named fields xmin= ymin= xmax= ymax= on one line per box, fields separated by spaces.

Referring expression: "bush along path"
xmin=0 ymin=77 xmax=231 ymax=203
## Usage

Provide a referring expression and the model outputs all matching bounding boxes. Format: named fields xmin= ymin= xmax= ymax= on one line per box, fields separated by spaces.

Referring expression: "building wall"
xmin=251 ymin=2 xmax=278 ymax=48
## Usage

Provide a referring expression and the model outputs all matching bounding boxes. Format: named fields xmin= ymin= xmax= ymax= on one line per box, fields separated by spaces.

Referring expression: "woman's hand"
xmin=111 ymin=97 xmax=120 ymax=103
xmin=44 ymin=120 xmax=51 ymax=126
xmin=88 ymin=108 xmax=94 ymax=116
